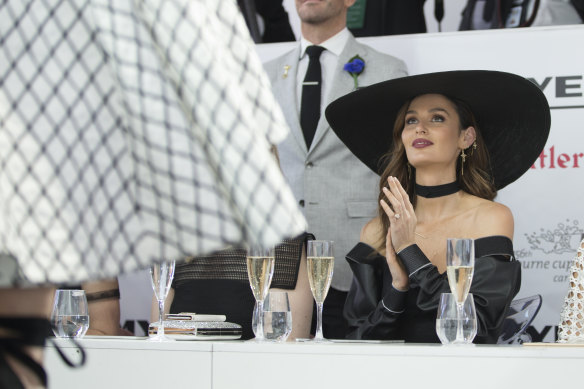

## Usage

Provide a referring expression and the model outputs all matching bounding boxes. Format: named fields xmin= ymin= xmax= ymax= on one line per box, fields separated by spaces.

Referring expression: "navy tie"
xmin=300 ymin=45 xmax=325 ymax=149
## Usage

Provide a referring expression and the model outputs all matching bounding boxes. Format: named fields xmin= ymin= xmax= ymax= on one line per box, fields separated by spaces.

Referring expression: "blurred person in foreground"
xmin=0 ymin=1 xmax=305 ymax=387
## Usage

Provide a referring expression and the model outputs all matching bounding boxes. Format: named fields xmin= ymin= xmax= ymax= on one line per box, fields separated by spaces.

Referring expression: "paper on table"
xmin=522 ymin=342 xmax=584 ymax=347
xmin=295 ymin=338 xmax=404 ymax=344
xmin=329 ymin=339 xmax=404 ymax=344
xmin=166 ymin=313 xmax=227 ymax=322
xmin=83 ymin=335 xmax=148 ymax=340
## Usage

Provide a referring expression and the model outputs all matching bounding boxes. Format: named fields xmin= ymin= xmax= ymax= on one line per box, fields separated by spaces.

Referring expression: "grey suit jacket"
xmin=264 ymin=34 xmax=408 ymax=291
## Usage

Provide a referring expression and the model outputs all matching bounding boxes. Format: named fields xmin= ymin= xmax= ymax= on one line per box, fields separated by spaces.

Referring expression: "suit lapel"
xmin=308 ymin=36 xmax=361 ymax=155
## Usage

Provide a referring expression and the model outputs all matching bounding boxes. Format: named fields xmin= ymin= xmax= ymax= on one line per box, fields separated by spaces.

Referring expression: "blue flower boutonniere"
xmin=343 ymin=55 xmax=365 ymax=90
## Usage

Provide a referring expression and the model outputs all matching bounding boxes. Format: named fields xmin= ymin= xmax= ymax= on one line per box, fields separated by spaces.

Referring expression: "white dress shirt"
xmin=296 ymin=28 xmax=350 ymax=120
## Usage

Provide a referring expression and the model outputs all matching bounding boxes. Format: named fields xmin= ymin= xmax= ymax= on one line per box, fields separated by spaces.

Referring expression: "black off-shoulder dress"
xmin=343 ymin=236 xmax=521 ymax=343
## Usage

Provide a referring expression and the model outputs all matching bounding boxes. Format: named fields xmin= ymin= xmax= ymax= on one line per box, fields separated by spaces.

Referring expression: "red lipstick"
xmin=412 ymin=138 xmax=433 ymax=148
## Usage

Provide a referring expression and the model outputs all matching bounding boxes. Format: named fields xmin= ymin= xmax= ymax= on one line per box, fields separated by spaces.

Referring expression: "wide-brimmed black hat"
xmin=325 ymin=70 xmax=550 ymax=190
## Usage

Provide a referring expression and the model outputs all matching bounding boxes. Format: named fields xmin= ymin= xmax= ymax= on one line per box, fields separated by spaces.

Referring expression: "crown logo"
xmin=525 ymin=219 xmax=583 ymax=255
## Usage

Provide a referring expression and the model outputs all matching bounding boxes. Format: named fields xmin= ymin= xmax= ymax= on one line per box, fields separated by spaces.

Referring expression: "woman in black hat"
xmin=325 ymin=70 xmax=550 ymax=343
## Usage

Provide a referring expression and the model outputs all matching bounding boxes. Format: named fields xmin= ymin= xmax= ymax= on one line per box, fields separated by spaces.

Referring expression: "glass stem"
xmin=252 ymin=301 xmax=259 ymax=336
xmin=256 ymin=299 xmax=265 ymax=340
xmin=315 ymin=302 xmax=324 ymax=340
xmin=456 ymin=302 xmax=464 ymax=342
xmin=158 ymin=299 xmax=165 ymax=338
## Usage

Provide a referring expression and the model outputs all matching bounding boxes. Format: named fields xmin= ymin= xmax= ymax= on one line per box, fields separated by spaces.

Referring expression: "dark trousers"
xmin=310 ymin=287 xmax=348 ymax=339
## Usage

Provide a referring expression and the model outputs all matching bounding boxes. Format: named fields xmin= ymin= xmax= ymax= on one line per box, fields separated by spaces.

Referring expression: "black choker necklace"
xmin=415 ymin=181 xmax=460 ymax=198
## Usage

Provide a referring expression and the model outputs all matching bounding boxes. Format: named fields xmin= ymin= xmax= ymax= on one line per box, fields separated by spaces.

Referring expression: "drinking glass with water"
xmin=261 ymin=291 xmax=292 ymax=342
xmin=51 ymin=289 xmax=89 ymax=338
xmin=436 ymin=292 xmax=477 ymax=345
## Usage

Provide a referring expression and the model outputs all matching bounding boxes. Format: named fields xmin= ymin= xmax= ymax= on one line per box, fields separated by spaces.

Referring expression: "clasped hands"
xmin=380 ymin=176 xmax=416 ymax=291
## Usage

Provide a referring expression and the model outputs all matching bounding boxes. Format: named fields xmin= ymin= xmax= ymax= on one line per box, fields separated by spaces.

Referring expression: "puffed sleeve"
xmin=344 ymin=236 xmax=521 ymax=343
xmin=344 ymin=243 xmax=408 ymax=340
xmin=397 ymin=236 xmax=520 ymax=343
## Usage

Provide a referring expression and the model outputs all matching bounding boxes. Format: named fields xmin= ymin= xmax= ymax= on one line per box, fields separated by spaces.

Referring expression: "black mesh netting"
xmin=0 ymin=0 xmax=305 ymax=286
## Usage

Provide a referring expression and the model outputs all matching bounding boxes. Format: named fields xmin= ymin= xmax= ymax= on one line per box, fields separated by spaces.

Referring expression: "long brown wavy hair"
xmin=374 ymin=95 xmax=497 ymax=252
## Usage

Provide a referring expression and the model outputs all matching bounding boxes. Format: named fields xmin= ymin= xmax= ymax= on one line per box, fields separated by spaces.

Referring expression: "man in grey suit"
xmin=263 ymin=0 xmax=408 ymax=338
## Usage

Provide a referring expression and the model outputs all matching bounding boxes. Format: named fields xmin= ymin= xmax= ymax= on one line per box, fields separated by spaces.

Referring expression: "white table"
xmin=45 ymin=337 xmax=212 ymax=388
xmin=45 ymin=338 xmax=584 ymax=389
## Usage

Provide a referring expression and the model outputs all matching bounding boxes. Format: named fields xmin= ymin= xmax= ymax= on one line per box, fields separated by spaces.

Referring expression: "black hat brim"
xmin=325 ymin=70 xmax=550 ymax=190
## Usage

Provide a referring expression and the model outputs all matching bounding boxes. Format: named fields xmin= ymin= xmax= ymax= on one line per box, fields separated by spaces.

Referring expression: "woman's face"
xmin=400 ymin=94 xmax=470 ymax=171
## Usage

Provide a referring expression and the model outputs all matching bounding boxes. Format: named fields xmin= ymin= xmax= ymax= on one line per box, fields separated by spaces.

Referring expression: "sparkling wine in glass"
xmin=149 ymin=259 xmax=176 ymax=341
xmin=307 ymin=240 xmax=334 ymax=342
xmin=51 ymin=289 xmax=89 ymax=338
xmin=446 ymin=238 xmax=475 ymax=344
xmin=246 ymin=245 xmax=275 ymax=341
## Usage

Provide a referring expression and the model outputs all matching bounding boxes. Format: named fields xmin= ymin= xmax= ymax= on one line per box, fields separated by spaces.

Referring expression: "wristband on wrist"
xmin=86 ymin=288 xmax=120 ymax=302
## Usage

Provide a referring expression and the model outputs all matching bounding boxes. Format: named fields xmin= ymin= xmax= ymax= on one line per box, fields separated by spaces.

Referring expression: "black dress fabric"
xmin=170 ymin=279 xmax=257 ymax=340
xmin=170 ymin=233 xmax=312 ymax=340
xmin=344 ymin=236 xmax=521 ymax=343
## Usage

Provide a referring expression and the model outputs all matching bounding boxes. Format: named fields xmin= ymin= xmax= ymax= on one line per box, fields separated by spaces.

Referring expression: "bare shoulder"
xmin=471 ymin=198 xmax=514 ymax=239
xmin=360 ymin=217 xmax=383 ymax=247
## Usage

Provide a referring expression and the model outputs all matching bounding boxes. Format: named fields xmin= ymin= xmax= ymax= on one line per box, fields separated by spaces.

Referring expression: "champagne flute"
xmin=446 ymin=238 xmax=475 ymax=344
xmin=307 ymin=240 xmax=334 ymax=342
xmin=149 ymin=259 xmax=176 ymax=341
xmin=246 ymin=244 xmax=275 ymax=341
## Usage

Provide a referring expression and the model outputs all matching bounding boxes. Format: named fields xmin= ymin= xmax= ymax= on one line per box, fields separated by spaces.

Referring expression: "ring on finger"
xmin=394 ymin=213 xmax=401 ymax=220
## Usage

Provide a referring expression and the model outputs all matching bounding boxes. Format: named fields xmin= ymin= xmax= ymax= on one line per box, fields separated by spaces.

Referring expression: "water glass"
xmin=51 ymin=289 xmax=90 ymax=338
xmin=261 ymin=291 xmax=292 ymax=342
xmin=436 ymin=292 xmax=477 ymax=345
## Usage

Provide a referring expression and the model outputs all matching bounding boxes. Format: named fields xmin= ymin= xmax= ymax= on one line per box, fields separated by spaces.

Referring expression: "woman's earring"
xmin=460 ymin=149 xmax=467 ymax=176
xmin=471 ymin=141 xmax=477 ymax=156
